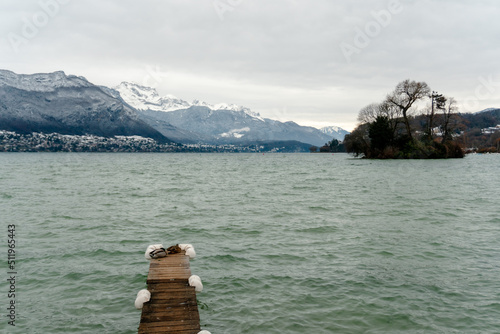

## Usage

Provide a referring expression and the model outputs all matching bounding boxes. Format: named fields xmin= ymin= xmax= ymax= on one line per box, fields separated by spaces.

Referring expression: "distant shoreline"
xmin=0 ymin=131 xmax=316 ymax=153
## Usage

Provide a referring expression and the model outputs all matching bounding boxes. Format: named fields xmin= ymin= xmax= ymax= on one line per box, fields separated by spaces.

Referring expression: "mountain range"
xmin=0 ymin=70 xmax=169 ymax=143
xmin=0 ymin=70 xmax=348 ymax=147
xmin=115 ymin=82 xmax=347 ymax=145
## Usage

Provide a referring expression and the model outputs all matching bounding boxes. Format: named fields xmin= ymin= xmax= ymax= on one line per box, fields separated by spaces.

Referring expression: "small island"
xmin=343 ymin=79 xmax=499 ymax=159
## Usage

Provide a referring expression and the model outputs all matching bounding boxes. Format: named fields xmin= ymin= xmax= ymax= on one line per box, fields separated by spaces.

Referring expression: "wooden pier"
xmin=138 ymin=252 xmax=201 ymax=334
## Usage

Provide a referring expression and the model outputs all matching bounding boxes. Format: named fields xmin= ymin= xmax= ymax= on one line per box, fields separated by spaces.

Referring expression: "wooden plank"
xmin=148 ymin=284 xmax=193 ymax=291
xmin=139 ymin=328 xmax=200 ymax=334
xmin=139 ymin=321 xmax=201 ymax=330
xmin=138 ymin=252 xmax=201 ymax=334
xmin=146 ymin=278 xmax=191 ymax=284
xmin=139 ymin=327 xmax=200 ymax=334
xmin=148 ymin=263 xmax=190 ymax=270
xmin=140 ymin=320 xmax=200 ymax=327
xmin=148 ymin=256 xmax=190 ymax=265
xmin=148 ymin=269 xmax=192 ymax=276
xmin=149 ymin=296 xmax=198 ymax=303
xmin=147 ymin=273 xmax=192 ymax=280
xmin=141 ymin=313 xmax=200 ymax=323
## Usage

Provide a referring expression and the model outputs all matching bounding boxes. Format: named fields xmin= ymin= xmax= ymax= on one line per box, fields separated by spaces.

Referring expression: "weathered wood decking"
xmin=138 ymin=252 xmax=201 ymax=334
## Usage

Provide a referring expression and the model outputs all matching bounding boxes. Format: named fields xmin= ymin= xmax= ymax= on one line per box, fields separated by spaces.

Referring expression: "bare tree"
xmin=357 ymin=102 xmax=402 ymax=136
xmin=385 ymin=80 xmax=430 ymax=140
xmin=441 ymin=97 xmax=458 ymax=143
xmin=357 ymin=103 xmax=382 ymax=124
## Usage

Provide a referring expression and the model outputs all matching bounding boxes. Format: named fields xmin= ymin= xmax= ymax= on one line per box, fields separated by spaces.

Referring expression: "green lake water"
xmin=0 ymin=153 xmax=499 ymax=333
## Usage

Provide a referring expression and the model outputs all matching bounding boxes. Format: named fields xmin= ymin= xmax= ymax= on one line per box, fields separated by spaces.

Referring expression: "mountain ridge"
xmin=0 ymin=70 xmax=349 ymax=147
xmin=319 ymin=125 xmax=350 ymax=141
xmin=115 ymin=82 xmax=264 ymax=120
xmin=116 ymin=82 xmax=346 ymax=145
xmin=0 ymin=70 xmax=171 ymax=143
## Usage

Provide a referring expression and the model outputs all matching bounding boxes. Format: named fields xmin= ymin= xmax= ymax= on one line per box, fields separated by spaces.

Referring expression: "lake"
xmin=1 ymin=153 xmax=499 ymax=333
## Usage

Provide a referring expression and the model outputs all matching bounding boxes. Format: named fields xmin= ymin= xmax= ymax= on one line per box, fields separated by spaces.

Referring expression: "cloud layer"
xmin=1 ymin=0 xmax=499 ymax=130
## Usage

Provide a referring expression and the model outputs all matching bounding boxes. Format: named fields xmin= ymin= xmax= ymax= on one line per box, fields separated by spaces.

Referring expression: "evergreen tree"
xmin=369 ymin=116 xmax=393 ymax=152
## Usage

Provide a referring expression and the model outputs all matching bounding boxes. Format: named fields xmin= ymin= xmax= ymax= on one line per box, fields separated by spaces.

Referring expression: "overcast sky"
xmin=1 ymin=0 xmax=499 ymax=131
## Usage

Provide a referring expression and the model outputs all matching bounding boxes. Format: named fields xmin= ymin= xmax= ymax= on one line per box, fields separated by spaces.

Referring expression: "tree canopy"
xmin=344 ymin=79 xmax=465 ymax=159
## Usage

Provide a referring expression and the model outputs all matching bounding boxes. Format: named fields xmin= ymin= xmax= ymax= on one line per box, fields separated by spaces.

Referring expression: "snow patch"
xmin=0 ymin=69 xmax=92 ymax=92
xmin=115 ymin=82 xmax=190 ymax=112
xmin=220 ymin=127 xmax=250 ymax=138
xmin=319 ymin=125 xmax=350 ymax=140
xmin=116 ymin=82 xmax=264 ymax=121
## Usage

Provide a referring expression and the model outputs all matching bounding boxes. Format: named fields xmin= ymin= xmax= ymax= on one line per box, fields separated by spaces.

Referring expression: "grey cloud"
xmin=1 ymin=0 xmax=499 ymax=130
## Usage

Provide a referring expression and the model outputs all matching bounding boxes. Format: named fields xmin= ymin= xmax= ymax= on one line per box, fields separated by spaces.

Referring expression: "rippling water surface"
xmin=1 ymin=153 xmax=499 ymax=333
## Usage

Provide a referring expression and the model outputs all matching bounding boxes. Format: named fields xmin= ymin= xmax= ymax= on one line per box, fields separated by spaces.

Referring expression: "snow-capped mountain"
xmin=115 ymin=82 xmax=191 ymax=112
xmin=475 ymin=108 xmax=499 ymax=114
xmin=116 ymin=82 xmax=344 ymax=146
xmin=137 ymin=105 xmax=334 ymax=145
xmin=320 ymin=126 xmax=350 ymax=141
xmin=0 ymin=70 xmax=170 ymax=142
xmin=115 ymin=82 xmax=264 ymax=121
xmin=0 ymin=70 xmax=348 ymax=147
xmin=0 ymin=70 xmax=93 ymax=92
